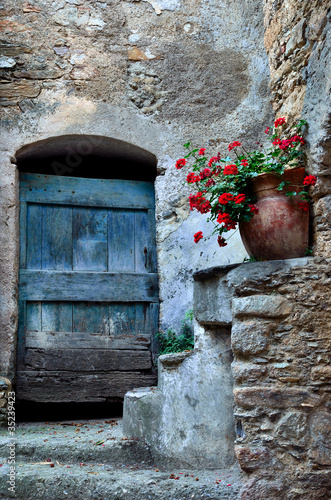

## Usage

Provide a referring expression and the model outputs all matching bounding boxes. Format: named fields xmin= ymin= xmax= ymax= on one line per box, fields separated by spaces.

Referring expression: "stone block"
xmin=231 ymin=321 xmax=270 ymax=356
xmin=232 ymin=294 xmax=292 ymax=319
xmin=308 ymin=411 xmax=331 ymax=465
xmin=234 ymin=387 xmax=321 ymax=409
xmin=311 ymin=365 xmax=331 ymax=381
xmin=285 ymin=19 xmax=306 ymax=57
xmin=240 ymin=478 xmax=286 ymax=499
xmin=235 ymin=445 xmax=273 ymax=472
xmin=0 ymin=377 xmax=11 ymax=391
xmin=0 ymin=57 xmax=16 ymax=68
xmin=274 ymin=411 xmax=308 ymax=446
xmin=232 ymin=362 xmax=268 ymax=384
xmin=0 ymin=81 xmax=41 ymax=100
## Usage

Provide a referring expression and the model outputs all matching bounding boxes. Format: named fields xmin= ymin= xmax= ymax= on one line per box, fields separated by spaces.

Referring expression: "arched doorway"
xmin=15 ymin=136 xmax=158 ymax=410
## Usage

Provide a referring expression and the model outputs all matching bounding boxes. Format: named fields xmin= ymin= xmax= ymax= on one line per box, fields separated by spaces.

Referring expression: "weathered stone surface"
xmin=274 ymin=411 xmax=308 ymax=446
xmin=124 ymin=323 xmax=236 ymax=468
xmin=308 ymin=411 xmax=331 ymax=465
xmin=311 ymin=365 xmax=331 ymax=381
xmin=240 ymin=478 xmax=286 ymax=499
xmin=232 ymin=295 xmax=292 ymax=319
xmin=0 ymin=56 xmax=16 ymax=68
xmin=231 ymin=320 xmax=270 ymax=356
xmin=234 ymin=387 xmax=321 ymax=409
xmin=232 ymin=362 xmax=268 ymax=384
xmin=0 ymin=80 xmax=41 ymax=100
xmin=235 ymin=446 xmax=274 ymax=472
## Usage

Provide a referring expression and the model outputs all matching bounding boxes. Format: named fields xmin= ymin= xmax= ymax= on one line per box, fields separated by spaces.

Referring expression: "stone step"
xmin=0 ymin=462 xmax=241 ymax=500
xmin=0 ymin=419 xmax=153 ymax=466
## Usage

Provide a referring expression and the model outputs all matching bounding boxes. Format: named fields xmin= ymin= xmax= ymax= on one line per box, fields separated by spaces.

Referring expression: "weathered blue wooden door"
xmin=17 ymin=173 xmax=158 ymax=402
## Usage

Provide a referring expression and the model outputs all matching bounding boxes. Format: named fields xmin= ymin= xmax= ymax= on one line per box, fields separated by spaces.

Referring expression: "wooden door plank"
xmin=19 ymin=271 xmax=159 ymax=302
xmin=19 ymin=202 xmax=27 ymax=269
xmin=26 ymin=302 xmax=42 ymax=332
xmin=26 ymin=204 xmax=42 ymax=269
xmin=17 ymin=301 xmax=26 ymax=372
xmin=135 ymin=210 xmax=149 ymax=273
xmin=73 ymin=207 xmax=107 ymax=271
xmin=25 ymin=332 xmax=151 ymax=350
xmin=42 ymin=205 xmax=73 ymax=270
xmin=109 ymin=303 xmax=136 ymax=336
xmin=16 ymin=371 xmax=157 ymax=402
xmin=147 ymin=209 xmax=157 ymax=273
xmin=73 ymin=302 xmax=109 ymax=334
xmin=108 ymin=209 xmax=135 ymax=272
xmin=42 ymin=302 xmax=73 ymax=332
xmin=24 ymin=349 xmax=152 ymax=371
xmin=20 ymin=174 xmax=155 ymax=209
xmin=135 ymin=303 xmax=149 ymax=334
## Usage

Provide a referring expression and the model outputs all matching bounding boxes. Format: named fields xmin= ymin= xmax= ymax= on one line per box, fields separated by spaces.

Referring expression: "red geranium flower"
xmin=217 ymin=236 xmax=227 ymax=247
xmin=299 ymin=202 xmax=309 ymax=211
xmin=241 ymin=159 xmax=248 ymax=167
xmin=218 ymin=193 xmax=234 ymax=205
xmin=194 ymin=231 xmax=203 ymax=243
xmin=223 ymin=165 xmax=238 ymax=175
xmin=234 ymin=194 xmax=246 ymax=204
xmin=200 ymin=168 xmax=212 ymax=179
xmin=175 ymin=158 xmax=186 ymax=169
xmin=186 ymin=172 xmax=200 ymax=184
xmin=208 ymin=156 xmax=219 ymax=167
xmin=303 ymin=175 xmax=317 ymax=186
xmin=228 ymin=141 xmax=241 ymax=151
xmin=265 ymin=127 xmax=270 ymax=134
xmin=249 ymin=204 xmax=259 ymax=214
xmin=274 ymin=117 xmax=286 ymax=128
xmin=199 ymin=148 xmax=206 ymax=155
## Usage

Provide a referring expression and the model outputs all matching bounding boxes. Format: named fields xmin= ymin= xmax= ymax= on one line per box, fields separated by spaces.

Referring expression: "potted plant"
xmin=175 ymin=117 xmax=316 ymax=260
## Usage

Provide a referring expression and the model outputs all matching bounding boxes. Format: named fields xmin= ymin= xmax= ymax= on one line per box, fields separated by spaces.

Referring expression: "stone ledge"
xmin=158 ymin=350 xmax=194 ymax=367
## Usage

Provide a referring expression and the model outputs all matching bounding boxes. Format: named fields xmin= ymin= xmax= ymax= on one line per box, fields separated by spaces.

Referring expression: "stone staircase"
xmin=0 ymin=418 xmax=242 ymax=500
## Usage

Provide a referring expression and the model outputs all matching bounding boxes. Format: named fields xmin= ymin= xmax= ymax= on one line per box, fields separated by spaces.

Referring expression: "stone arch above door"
xmin=15 ymin=134 xmax=157 ymax=181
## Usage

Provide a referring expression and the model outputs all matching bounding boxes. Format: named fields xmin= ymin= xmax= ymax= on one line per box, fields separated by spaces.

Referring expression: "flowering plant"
xmin=175 ymin=117 xmax=316 ymax=247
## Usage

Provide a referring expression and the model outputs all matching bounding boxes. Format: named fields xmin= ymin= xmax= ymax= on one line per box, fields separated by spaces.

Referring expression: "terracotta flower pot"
xmin=239 ymin=167 xmax=309 ymax=260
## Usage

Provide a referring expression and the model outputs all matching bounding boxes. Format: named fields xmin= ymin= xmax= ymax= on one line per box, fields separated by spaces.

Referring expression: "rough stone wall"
xmin=0 ymin=0 xmax=274 ymax=379
xmin=0 ymin=377 xmax=12 ymax=426
xmin=193 ymin=258 xmax=331 ymax=498
xmin=230 ymin=258 xmax=331 ymax=499
xmin=263 ymin=0 xmax=331 ymax=258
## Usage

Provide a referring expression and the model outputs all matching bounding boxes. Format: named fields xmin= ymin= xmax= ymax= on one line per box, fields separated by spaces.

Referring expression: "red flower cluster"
xmin=194 ymin=231 xmax=203 ymax=243
xmin=217 ymin=213 xmax=237 ymax=230
xmin=205 ymin=178 xmax=216 ymax=187
xmin=175 ymin=158 xmax=187 ymax=170
xmin=241 ymin=159 xmax=248 ymax=167
xmin=228 ymin=141 xmax=241 ymax=151
xmin=199 ymin=148 xmax=206 ymax=155
xmin=249 ymin=204 xmax=259 ymax=214
xmin=272 ymin=135 xmax=305 ymax=151
xmin=200 ymin=168 xmax=212 ymax=179
xmin=219 ymin=193 xmax=234 ymax=205
xmin=208 ymin=156 xmax=219 ymax=167
xmin=274 ymin=117 xmax=286 ymax=128
xmin=186 ymin=172 xmax=200 ymax=184
xmin=299 ymin=202 xmax=309 ymax=211
xmin=189 ymin=192 xmax=211 ymax=214
xmin=217 ymin=236 xmax=227 ymax=247
xmin=223 ymin=164 xmax=238 ymax=175
xmin=303 ymin=175 xmax=317 ymax=186
xmin=264 ymin=127 xmax=270 ymax=134
xmin=234 ymin=194 xmax=246 ymax=204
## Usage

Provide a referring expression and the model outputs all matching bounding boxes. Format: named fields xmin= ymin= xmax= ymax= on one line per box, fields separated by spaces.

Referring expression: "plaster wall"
xmin=0 ymin=0 xmax=273 ymax=379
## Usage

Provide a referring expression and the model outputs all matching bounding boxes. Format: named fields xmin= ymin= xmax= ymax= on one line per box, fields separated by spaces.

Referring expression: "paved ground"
xmin=0 ymin=419 xmax=242 ymax=499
